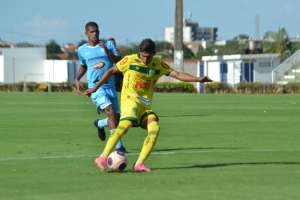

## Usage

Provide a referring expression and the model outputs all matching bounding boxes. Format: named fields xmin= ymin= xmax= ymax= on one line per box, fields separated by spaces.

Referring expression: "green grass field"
xmin=1 ymin=92 xmax=300 ymax=200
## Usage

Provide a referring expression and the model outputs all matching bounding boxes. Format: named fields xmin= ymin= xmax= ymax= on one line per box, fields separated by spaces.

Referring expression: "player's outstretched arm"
xmin=169 ymin=70 xmax=212 ymax=83
xmin=84 ymin=66 xmax=118 ymax=96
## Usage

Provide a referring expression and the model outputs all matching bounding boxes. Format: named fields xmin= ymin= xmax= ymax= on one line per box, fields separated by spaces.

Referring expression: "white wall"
xmin=0 ymin=54 xmax=3 ymax=82
xmin=202 ymin=54 xmax=280 ymax=85
xmin=205 ymin=61 xmax=220 ymax=82
xmin=254 ymin=57 xmax=280 ymax=83
xmin=1 ymin=47 xmax=46 ymax=83
xmin=227 ymin=61 xmax=241 ymax=85
xmin=44 ymin=60 xmax=69 ymax=83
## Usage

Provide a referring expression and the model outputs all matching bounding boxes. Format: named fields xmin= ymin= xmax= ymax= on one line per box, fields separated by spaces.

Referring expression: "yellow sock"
xmin=136 ymin=120 xmax=160 ymax=164
xmin=101 ymin=120 xmax=132 ymax=157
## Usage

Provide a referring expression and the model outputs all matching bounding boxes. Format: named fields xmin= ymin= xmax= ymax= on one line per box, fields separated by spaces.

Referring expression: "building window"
xmin=259 ymin=61 xmax=271 ymax=67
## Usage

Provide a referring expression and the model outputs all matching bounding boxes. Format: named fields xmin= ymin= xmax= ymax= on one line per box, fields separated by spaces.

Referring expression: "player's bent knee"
xmin=113 ymin=120 xmax=132 ymax=138
xmin=118 ymin=120 xmax=133 ymax=130
xmin=148 ymin=121 xmax=160 ymax=136
xmin=147 ymin=114 xmax=158 ymax=121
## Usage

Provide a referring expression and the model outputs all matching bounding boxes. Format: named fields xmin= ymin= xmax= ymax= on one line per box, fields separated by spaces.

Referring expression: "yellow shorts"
xmin=120 ymin=96 xmax=158 ymax=128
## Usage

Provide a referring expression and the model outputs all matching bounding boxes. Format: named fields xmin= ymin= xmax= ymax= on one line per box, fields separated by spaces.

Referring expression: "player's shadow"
xmin=130 ymin=146 xmax=244 ymax=154
xmin=153 ymin=146 xmax=243 ymax=152
xmin=159 ymin=114 xmax=209 ymax=118
xmin=106 ymin=161 xmax=300 ymax=174
xmin=153 ymin=161 xmax=300 ymax=171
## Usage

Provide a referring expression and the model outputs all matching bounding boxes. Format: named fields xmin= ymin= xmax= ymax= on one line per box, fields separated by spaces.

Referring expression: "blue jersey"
xmin=78 ymin=39 xmax=119 ymax=89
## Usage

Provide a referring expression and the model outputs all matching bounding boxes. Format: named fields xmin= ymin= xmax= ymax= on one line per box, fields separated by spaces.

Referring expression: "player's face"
xmin=86 ymin=26 xmax=99 ymax=44
xmin=140 ymin=51 xmax=154 ymax=65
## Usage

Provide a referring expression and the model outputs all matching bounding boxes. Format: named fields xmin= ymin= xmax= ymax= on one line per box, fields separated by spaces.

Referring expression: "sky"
xmin=1 ymin=0 xmax=300 ymax=45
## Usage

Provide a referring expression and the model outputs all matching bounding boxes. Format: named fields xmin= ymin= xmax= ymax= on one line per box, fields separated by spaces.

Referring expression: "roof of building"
xmin=202 ymin=53 xmax=280 ymax=61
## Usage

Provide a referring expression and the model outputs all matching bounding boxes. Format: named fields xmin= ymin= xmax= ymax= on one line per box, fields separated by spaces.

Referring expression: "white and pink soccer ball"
xmin=107 ymin=151 xmax=128 ymax=171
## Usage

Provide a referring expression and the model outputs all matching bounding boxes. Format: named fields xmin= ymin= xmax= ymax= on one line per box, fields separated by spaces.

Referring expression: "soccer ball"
xmin=107 ymin=151 xmax=128 ymax=171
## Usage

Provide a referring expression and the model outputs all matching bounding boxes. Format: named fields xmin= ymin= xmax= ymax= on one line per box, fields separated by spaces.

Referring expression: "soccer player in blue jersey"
xmin=75 ymin=21 xmax=126 ymax=152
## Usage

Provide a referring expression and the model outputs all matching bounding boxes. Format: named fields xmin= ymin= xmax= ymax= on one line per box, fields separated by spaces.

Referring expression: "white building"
xmin=164 ymin=19 xmax=218 ymax=44
xmin=0 ymin=47 xmax=46 ymax=83
xmin=198 ymin=54 xmax=280 ymax=89
xmin=0 ymin=47 xmax=78 ymax=84
xmin=165 ymin=26 xmax=193 ymax=43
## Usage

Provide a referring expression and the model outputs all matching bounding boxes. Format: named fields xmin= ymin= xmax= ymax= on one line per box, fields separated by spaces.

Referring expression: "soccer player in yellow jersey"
xmin=84 ymin=38 xmax=212 ymax=172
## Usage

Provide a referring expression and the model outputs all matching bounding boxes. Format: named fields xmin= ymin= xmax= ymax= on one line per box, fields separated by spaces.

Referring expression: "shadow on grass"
xmin=153 ymin=161 xmax=300 ymax=171
xmin=159 ymin=114 xmax=209 ymax=118
xmin=153 ymin=146 xmax=243 ymax=152
xmin=130 ymin=146 xmax=244 ymax=153
xmin=103 ymin=161 xmax=300 ymax=174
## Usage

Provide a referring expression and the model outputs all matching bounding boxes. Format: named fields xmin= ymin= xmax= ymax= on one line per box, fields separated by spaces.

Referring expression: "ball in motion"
xmin=107 ymin=151 xmax=127 ymax=171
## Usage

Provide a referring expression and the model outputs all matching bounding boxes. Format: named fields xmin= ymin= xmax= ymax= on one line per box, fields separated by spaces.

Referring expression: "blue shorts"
xmin=90 ymin=87 xmax=120 ymax=113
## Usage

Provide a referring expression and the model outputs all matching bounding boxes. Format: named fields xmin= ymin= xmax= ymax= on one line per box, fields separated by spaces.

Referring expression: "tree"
xmin=155 ymin=41 xmax=173 ymax=59
xmin=78 ymin=39 xmax=87 ymax=47
xmin=215 ymin=40 xmax=248 ymax=55
xmin=183 ymin=44 xmax=195 ymax=59
xmin=291 ymin=41 xmax=300 ymax=54
xmin=196 ymin=48 xmax=215 ymax=59
xmin=46 ymin=40 xmax=63 ymax=59
xmin=263 ymin=27 xmax=291 ymax=60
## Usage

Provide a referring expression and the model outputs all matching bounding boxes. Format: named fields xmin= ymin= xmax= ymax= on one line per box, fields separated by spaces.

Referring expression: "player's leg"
xmin=90 ymin=91 xmax=107 ymax=141
xmin=94 ymin=110 xmax=108 ymax=141
xmin=95 ymin=119 xmax=132 ymax=171
xmin=134 ymin=113 xmax=159 ymax=172
xmin=102 ymin=105 xmax=126 ymax=151
xmin=94 ymin=97 xmax=138 ymax=171
xmin=106 ymin=88 xmax=127 ymax=152
xmin=92 ymin=88 xmax=124 ymax=151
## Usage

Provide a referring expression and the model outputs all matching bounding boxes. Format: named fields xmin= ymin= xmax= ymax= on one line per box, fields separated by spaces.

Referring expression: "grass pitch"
xmin=0 ymin=92 xmax=300 ymax=200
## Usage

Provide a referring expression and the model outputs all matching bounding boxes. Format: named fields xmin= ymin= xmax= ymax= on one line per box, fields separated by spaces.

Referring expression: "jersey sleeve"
xmin=106 ymin=40 xmax=120 ymax=56
xmin=159 ymin=61 xmax=173 ymax=76
xmin=77 ymin=49 xmax=86 ymax=66
xmin=116 ymin=56 xmax=130 ymax=72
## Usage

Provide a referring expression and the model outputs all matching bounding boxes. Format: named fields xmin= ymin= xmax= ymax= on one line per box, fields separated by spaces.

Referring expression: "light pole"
xmin=174 ymin=0 xmax=184 ymax=72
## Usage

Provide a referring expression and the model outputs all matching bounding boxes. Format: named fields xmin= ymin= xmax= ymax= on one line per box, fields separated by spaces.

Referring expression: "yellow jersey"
xmin=116 ymin=54 xmax=173 ymax=106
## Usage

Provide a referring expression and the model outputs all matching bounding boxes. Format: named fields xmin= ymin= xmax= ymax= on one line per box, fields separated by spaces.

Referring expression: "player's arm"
xmin=99 ymin=40 xmax=121 ymax=63
xmin=84 ymin=66 xmax=119 ymax=96
xmin=169 ymin=70 xmax=212 ymax=83
xmin=75 ymin=65 xmax=87 ymax=94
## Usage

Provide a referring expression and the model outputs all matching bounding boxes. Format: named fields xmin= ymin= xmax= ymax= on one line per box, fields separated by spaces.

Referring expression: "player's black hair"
xmin=85 ymin=21 xmax=99 ymax=31
xmin=139 ymin=38 xmax=156 ymax=54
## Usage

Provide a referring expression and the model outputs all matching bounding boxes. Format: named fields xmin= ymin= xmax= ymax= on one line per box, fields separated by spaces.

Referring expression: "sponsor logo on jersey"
xmin=94 ymin=62 xmax=105 ymax=69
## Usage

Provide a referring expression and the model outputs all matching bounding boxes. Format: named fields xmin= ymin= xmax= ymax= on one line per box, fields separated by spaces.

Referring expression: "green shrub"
xmin=237 ymin=82 xmax=284 ymax=94
xmin=205 ymin=82 xmax=235 ymax=94
xmin=154 ymin=82 xmax=196 ymax=93
xmin=283 ymin=83 xmax=300 ymax=94
xmin=2 ymin=82 xmax=300 ymax=94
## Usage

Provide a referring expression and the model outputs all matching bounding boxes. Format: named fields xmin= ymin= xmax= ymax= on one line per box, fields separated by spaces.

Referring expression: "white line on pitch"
xmin=0 ymin=149 xmax=299 ymax=162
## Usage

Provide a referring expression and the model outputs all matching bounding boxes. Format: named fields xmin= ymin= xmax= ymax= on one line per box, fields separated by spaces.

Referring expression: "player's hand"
xmin=98 ymin=40 xmax=105 ymax=48
xmin=98 ymin=40 xmax=109 ymax=55
xmin=84 ymin=88 xmax=97 ymax=97
xmin=199 ymin=76 xmax=213 ymax=83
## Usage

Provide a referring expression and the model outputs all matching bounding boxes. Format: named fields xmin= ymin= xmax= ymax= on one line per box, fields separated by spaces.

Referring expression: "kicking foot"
xmin=94 ymin=120 xmax=106 ymax=141
xmin=133 ymin=163 xmax=151 ymax=172
xmin=94 ymin=156 xmax=108 ymax=171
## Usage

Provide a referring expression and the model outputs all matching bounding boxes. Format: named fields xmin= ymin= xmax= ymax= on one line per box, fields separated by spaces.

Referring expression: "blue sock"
xmin=110 ymin=129 xmax=124 ymax=149
xmin=97 ymin=118 xmax=108 ymax=128
xmin=115 ymin=140 xmax=124 ymax=150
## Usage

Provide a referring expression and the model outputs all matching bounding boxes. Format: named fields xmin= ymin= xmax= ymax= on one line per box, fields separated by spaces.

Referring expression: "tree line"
xmin=45 ymin=27 xmax=300 ymax=61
